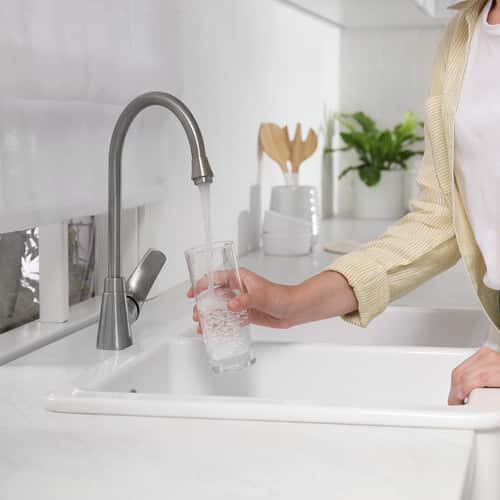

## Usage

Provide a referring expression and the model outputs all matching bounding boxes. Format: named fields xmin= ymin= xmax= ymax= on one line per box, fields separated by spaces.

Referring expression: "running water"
xmin=198 ymin=183 xmax=214 ymax=291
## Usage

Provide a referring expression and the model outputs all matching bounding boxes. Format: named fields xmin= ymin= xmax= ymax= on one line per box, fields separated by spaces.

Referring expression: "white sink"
xmin=48 ymin=306 xmax=491 ymax=421
xmin=47 ymin=306 xmax=500 ymax=499
xmin=49 ymin=325 xmax=496 ymax=427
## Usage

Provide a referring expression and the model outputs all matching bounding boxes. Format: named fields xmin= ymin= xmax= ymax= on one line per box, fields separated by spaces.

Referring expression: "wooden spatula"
xmin=290 ymin=123 xmax=318 ymax=173
xmin=259 ymin=123 xmax=290 ymax=175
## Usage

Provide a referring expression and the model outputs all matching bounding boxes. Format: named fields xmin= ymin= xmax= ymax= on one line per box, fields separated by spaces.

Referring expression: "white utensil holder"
xmin=263 ymin=210 xmax=313 ymax=235
xmin=270 ymin=185 xmax=320 ymax=240
xmin=262 ymin=232 xmax=312 ymax=256
xmin=284 ymin=172 xmax=299 ymax=186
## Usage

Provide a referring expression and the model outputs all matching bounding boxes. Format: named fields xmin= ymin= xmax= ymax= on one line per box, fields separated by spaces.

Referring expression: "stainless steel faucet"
xmin=97 ymin=91 xmax=214 ymax=350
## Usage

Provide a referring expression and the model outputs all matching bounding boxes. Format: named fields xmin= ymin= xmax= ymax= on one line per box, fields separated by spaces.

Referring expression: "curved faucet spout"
xmin=97 ymin=91 xmax=214 ymax=350
xmin=108 ymin=91 xmax=213 ymax=278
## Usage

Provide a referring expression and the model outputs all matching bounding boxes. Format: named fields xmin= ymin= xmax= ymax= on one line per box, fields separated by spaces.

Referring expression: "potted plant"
xmin=325 ymin=111 xmax=424 ymax=219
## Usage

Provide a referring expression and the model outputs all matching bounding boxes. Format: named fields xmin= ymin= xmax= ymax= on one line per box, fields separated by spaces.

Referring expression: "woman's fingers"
xmin=228 ymin=293 xmax=251 ymax=312
xmin=192 ymin=305 xmax=202 ymax=335
xmin=188 ymin=267 xmax=294 ymax=330
xmin=448 ymin=348 xmax=500 ymax=405
xmin=188 ymin=270 xmax=237 ymax=298
xmin=248 ymin=309 xmax=291 ymax=329
xmin=449 ymin=350 xmax=485 ymax=405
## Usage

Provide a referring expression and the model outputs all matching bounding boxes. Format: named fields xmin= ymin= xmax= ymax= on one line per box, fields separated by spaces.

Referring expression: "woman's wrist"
xmin=288 ymin=270 xmax=358 ymax=326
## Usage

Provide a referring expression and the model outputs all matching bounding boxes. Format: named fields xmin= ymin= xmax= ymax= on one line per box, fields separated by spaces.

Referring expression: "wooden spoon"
xmin=259 ymin=123 xmax=290 ymax=174
xmin=290 ymin=123 xmax=318 ymax=173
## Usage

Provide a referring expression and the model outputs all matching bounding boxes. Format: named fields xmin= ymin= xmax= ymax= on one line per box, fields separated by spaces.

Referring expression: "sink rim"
xmin=47 ymin=383 xmax=500 ymax=430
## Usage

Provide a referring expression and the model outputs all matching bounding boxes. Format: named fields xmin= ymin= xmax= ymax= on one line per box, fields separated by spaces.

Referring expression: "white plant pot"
xmin=353 ymin=170 xmax=405 ymax=219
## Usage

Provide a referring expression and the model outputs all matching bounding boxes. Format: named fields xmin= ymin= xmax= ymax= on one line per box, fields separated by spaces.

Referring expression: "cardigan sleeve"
xmin=325 ymin=16 xmax=463 ymax=327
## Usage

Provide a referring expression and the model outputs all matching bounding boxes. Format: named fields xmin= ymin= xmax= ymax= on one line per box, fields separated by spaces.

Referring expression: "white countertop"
xmin=0 ymin=217 xmax=479 ymax=500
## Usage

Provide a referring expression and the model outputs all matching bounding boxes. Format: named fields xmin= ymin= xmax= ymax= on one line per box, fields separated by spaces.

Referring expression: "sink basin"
xmin=55 ymin=337 xmax=488 ymax=417
xmin=261 ymin=305 xmax=488 ymax=347
xmin=48 ymin=306 xmax=492 ymax=421
xmin=47 ymin=306 xmax=500 ymax=499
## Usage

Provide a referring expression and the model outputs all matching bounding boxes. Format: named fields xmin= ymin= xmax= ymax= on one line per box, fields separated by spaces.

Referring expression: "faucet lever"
xmin=126 ymin=249 xmax=166 ymax=323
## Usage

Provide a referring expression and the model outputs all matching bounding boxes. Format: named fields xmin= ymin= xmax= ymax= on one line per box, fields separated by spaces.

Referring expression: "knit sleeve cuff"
xmin=324 ymin=252 xmax=390 ymax=328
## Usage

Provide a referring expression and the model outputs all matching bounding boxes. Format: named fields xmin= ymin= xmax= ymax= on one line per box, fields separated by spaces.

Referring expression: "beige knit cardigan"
xmin=327 ymin=0 xmax=500 ymax=335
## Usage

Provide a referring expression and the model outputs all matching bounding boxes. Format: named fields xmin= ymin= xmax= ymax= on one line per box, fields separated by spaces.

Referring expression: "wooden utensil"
xmin=290 ymin=123 xmax=318 ymax=173
xmin=283 ymin=125 xmax=292 ymax=151
xmin=259 ymin=123 xmax=290 ymax=174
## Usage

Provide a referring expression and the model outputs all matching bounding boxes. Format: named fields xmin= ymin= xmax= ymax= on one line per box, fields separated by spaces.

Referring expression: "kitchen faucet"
xmin=97 ymin=91 xmax=214 ymax=350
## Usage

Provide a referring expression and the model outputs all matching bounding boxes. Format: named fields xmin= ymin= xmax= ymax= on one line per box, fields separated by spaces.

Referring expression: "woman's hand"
xmin=448 ymin=347 xmax=500 ymax=405
xmin=187 ymin=268 xmax=358 ymax=334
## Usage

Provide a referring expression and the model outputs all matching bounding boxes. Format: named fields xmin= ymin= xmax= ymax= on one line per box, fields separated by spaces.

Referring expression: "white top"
xmin=455 ymin=0 xmax=500 ymax=290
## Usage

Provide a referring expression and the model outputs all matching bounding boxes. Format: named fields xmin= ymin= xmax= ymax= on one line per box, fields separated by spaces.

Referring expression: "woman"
xmin=190 ymin=0 xmax=500 ymax=405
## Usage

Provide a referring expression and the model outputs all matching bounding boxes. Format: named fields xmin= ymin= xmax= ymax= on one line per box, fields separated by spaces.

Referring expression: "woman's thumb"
xmin=228 ymin=293 xmax=253 ymax=312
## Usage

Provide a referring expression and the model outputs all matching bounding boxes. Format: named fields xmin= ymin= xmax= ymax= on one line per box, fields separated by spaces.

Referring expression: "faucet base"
xmin=96 ymin=277 xmax=132 ymax=350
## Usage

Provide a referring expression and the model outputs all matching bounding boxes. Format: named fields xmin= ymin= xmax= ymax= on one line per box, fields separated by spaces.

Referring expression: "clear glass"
xmin=185 ymin=241 xmax=255 ymax=373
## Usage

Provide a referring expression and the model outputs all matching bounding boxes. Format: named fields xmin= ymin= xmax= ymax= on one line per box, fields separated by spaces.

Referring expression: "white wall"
xmin=334 ymin=27 xmax=443 ymax=215
xmin=0 ymin=0 xmax=181 ymax=233
xmin=138 ymin=0 xmax=340 ymax=293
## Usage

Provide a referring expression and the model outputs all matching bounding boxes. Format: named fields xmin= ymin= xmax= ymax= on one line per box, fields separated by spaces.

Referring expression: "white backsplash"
xmin=0 ymin=0 xmax=180 ymax=232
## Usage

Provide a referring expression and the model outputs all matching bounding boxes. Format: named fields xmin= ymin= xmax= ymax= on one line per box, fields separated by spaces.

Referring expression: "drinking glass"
xmin=185 ymin=241 xmax=255 ymax=373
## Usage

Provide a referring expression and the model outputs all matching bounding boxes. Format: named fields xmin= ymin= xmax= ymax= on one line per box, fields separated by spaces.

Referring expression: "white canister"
xmin=353 ymin=170 xmax=405 ymax=220
xmin=262 ymin=233 xmax=312 ymax=256
xmin=270 ymin=186 xmax=320 ymax=239
xmin=263 ymin=210 xmax=313 ymax=235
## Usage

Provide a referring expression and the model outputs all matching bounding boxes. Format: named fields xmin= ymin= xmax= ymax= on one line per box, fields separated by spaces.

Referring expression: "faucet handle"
xmin=126 ymin=249 xmax=167 ymax=323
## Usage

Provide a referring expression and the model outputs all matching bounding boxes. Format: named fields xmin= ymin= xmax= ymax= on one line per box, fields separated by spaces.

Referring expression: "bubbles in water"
xmin=198 ymin=290 xmax=251 ymax=361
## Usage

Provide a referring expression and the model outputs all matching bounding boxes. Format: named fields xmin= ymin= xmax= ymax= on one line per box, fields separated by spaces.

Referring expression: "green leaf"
xmin=323 ymin=146 xmax=350 ymax=155
xmin=378 ymin=130 xmax=393 ymax=159
xmin=338 ymin=164 xmax=364 ymax=180
xmin=339 ymin=132 xmax=370 ymax=162
xmin=397 ymin=111 xmax=418 ymax=136
xmin=337 ymin=114 xmax=359 ymax=133
xmin=351 ymin=112 xmax=377 ymax=133
xmin=358 ymin=165 xmax=381 ymax=186
xmin=397 ymin=150 xmax=419 ymax=161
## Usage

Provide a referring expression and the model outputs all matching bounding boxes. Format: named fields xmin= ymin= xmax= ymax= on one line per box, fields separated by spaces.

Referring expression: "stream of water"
xmin=198 ymin=183 xmax=214 ymax=291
